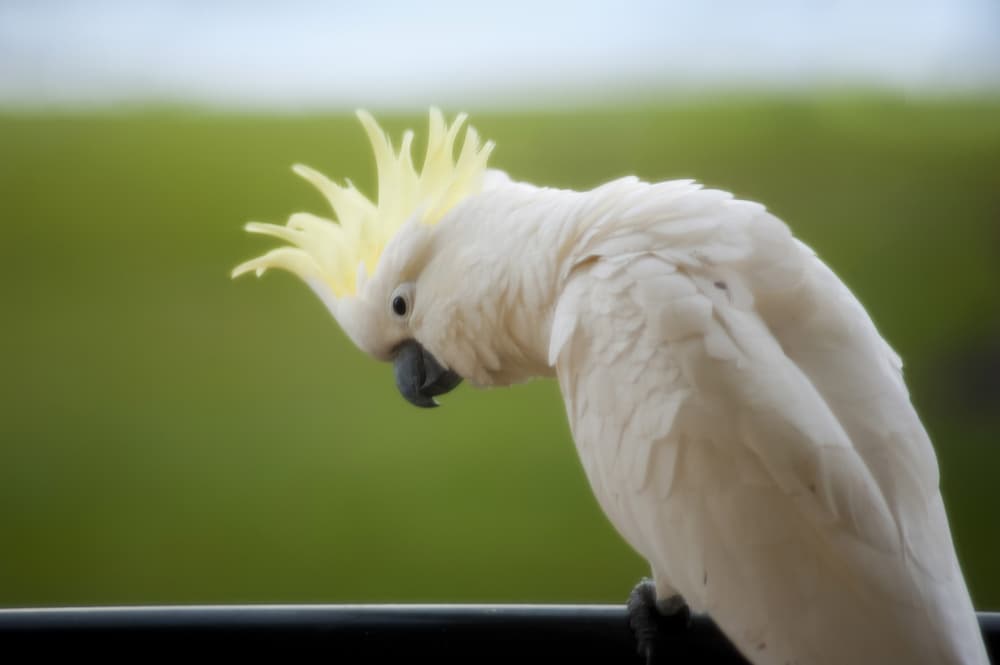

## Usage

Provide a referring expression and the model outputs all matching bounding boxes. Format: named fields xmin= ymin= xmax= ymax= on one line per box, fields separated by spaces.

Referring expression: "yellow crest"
xmin=232 ymin=108 xmax=494 ymax=298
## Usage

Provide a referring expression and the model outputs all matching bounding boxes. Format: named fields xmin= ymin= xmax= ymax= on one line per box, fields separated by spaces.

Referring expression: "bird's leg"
xmin=627 ymin=578 xmax=691 ymax=665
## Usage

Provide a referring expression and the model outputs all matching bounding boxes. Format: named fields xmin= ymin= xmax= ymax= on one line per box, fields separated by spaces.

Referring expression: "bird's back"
xmin=550 ymin=179 xmax=988 ymax=664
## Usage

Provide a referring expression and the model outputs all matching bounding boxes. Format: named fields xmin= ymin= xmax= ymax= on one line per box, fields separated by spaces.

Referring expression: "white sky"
xmin=1 ymin=0 xmax=998 ymax=109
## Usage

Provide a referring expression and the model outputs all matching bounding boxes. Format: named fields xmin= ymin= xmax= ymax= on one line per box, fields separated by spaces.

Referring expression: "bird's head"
xmin=232 ymin=109 xmax=496 ymax=407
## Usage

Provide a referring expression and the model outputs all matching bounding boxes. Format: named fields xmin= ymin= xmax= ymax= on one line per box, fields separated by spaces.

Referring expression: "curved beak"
xmin=392 ymin=340 xmax=463 ymax=408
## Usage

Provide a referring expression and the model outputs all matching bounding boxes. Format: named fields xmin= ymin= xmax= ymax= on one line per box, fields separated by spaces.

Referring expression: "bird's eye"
xmin=389 ymin=283 xmax=414 ymax=320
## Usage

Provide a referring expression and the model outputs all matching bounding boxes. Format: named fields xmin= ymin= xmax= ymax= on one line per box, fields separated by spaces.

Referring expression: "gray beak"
xmin=392 ymin=340 xmax=463 ymax=408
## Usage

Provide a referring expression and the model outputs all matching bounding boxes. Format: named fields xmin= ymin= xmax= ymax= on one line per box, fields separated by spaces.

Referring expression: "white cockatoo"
xmin=233 ymin=110 xmax=988 ymax=665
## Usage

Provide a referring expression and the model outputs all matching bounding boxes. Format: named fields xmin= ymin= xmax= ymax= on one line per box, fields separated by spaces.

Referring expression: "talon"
xmin=627 ymin=578 xmax=690 ymax=665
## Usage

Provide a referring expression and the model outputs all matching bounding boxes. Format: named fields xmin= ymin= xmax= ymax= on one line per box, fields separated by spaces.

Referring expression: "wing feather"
xmin=553 ymin=187 xmax=987 ymax=665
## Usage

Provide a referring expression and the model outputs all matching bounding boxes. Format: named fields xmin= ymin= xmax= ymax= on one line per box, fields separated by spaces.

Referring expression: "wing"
xmin=551 ymin=188 xmax=987 ymax=665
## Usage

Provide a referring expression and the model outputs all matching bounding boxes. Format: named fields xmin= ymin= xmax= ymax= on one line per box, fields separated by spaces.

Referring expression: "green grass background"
xmin=1 ymin=98 xmax=998 ymax=609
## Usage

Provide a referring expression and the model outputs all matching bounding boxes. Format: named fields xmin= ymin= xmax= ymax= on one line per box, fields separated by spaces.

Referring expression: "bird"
xmin=233 ymin=109 xmax=989 ymax=665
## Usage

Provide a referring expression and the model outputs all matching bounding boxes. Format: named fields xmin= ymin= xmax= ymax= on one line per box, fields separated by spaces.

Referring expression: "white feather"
xmin=286 ymin=164 xmax=988 ymax=664
xmin=237 ymin=113 xmax=987 ymax=664
xmin=549 ymin=186 xmax=988 ymax=665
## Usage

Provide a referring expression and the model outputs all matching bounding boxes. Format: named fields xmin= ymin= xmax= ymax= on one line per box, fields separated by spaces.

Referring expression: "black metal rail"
xmin=0 ymin=605 xmax=996 ymax=663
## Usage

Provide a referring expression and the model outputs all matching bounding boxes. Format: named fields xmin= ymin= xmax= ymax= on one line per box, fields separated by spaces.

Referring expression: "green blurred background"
xmin=1 ymin=99 xmax=998 ymax=609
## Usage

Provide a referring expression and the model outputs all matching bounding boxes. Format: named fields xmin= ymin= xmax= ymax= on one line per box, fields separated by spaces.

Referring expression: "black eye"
xmin=389 ymin=283 xmax=415 ymax=319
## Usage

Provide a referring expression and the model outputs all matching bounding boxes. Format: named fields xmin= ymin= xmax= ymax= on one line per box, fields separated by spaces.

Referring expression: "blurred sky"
xmin=1 ymin=0 xmax=999 ymax=110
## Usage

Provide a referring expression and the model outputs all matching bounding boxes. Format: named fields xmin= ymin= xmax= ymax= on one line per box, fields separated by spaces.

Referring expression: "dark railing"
xmin=1 ymin=605 xmax=997 ymax=663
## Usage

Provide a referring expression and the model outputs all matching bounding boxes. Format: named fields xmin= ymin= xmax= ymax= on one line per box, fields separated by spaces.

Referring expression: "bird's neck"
xmin=426 ymin=180 xmax=610 ymax=387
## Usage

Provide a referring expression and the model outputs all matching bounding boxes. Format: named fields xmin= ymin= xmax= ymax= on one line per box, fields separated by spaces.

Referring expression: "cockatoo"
xmin=233 ymin=110 xmax=988 ymax=665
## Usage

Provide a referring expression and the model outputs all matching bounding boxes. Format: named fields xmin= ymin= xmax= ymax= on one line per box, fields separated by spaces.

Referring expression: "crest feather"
xmin=233 ymin=109 xmax=494 ymax=298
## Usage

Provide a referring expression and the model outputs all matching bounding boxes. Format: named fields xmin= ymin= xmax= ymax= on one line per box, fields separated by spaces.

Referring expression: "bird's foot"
xmin=627 ymin=578 xmax=690 ymax=665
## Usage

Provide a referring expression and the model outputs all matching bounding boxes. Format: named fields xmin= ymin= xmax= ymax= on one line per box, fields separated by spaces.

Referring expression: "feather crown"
xmin=232 ymin=108 xmax=494 ymax=298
